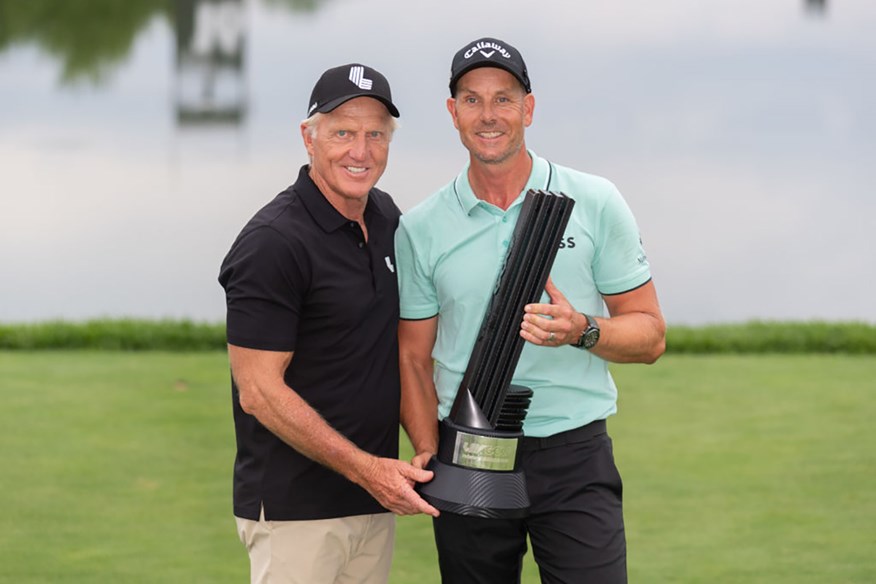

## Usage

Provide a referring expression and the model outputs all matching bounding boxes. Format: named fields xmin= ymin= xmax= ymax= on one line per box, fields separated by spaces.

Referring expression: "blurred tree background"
xmin=0 ymin=0 xmax=171 ymax=84
xmin=0 ymin=0 xmax=326 ymax=85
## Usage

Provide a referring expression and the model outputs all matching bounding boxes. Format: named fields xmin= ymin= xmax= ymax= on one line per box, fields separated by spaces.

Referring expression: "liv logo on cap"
xmin=307 ymin=63 xmax=400 ymax=118
xmin=349 ymin=66 xmax=373 ymax=90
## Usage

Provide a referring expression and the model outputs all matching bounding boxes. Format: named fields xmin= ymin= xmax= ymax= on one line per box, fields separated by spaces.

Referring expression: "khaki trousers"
xmin=235 ymin=508 xmax=395 ymax=584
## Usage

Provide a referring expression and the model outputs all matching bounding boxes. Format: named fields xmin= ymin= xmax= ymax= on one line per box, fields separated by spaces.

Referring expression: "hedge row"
xmin=666 ymin=321 xmax=876 ymax=354
xmin=0 ymin=319 xmax=225 ymax=351
xmin=0 ymin=319 xmax=874 ymax=353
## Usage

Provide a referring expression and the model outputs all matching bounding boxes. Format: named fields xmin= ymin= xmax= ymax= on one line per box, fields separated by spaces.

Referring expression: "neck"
xmin=308 ymin=167 xmax=369 ymax=240
xmin=309 ymin=168 xmax=368 ymax=221
xmin=467 ymin=147 xmax=532 ymax=210
xmin=329 ymin=196 xmax=367 ymax=224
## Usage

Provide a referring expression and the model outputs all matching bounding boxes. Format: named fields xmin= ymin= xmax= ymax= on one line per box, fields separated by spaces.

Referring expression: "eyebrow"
xmin=458 ymin=87 xmax=519 ymax=98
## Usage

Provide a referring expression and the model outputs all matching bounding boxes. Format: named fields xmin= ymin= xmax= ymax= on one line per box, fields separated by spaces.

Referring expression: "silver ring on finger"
xmin=547 ymin=332 xmax=556 ymax=344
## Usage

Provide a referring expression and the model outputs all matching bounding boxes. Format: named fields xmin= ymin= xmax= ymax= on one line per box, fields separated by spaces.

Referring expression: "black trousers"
xmin=432 ymin=420 xmax=627 ymax=584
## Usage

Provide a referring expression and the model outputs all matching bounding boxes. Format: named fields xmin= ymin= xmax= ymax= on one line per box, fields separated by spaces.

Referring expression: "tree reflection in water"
xmin=0 ymin=0 xmax=327 ymax=86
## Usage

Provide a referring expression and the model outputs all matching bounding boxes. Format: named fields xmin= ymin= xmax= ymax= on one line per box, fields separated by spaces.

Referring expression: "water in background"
xmin=1 ymin=0 xmax=873 ymax=325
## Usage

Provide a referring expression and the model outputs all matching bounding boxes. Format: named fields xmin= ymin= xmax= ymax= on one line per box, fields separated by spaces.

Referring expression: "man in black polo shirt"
xmin=219 ymin=63 xmax=438 ymax=584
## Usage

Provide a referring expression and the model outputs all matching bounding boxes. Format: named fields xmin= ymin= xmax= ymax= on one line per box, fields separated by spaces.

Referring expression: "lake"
xmin=1 ymin=0 xmax=873 ymax=325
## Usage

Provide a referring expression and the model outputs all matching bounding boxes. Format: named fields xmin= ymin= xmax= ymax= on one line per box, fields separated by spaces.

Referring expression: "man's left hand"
xmin=520 ymin=277 xmax=582 ymax=347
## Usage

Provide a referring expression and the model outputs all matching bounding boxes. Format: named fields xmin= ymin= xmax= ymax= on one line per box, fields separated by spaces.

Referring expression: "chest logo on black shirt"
xmin=384 ymin=256 xmax=395 ymax=273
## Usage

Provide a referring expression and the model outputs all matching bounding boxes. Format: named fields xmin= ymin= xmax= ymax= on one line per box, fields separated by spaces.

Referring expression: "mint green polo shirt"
xmin=395 ymin=151 xmax=651 ymax=437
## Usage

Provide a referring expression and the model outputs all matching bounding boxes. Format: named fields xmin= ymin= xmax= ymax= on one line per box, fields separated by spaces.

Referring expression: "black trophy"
xmin=416 ymin=189 xmax=575 ymax=518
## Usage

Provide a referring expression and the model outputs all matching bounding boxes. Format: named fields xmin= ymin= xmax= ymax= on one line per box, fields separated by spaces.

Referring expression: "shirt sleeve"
xmin=592 ymin=184 xmax=652 ymax=295
xmin=394 ymin=216 xmax=439 ymax=319
xmin=218 ymin=226 xmax=309 ymax=351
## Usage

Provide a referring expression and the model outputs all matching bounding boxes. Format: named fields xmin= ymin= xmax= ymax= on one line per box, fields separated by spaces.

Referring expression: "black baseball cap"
xmin=449 ymin=37 xmax=531 ymax=96
xmin=307 ymin=63 xmax=400 ymax=118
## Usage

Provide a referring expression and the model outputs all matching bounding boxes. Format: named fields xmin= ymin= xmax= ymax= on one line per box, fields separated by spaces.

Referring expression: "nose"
xmin=480 ymin=101 xmax=496 ymax=123
xmin=349 ymin=132 xmax=368 ymax=160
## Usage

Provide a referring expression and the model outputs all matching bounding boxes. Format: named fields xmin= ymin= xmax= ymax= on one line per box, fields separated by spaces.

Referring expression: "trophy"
xmin=417 ymin=189 xmax=574 ymax=518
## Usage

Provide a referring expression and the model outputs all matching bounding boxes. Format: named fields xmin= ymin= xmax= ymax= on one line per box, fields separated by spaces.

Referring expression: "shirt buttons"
xmin=358 ymin=242 xmax=364 ymax=248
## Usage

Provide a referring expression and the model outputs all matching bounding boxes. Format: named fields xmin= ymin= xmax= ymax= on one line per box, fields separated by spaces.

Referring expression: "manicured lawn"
xmin=0 ymin=352 xmax=873 ymax=582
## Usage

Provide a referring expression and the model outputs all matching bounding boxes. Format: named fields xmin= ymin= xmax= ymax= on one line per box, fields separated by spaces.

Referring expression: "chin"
xmin=474 ymin=151 xmax=513 ymax=165
xmin=340 ymin=185 xmax=373 ymax=200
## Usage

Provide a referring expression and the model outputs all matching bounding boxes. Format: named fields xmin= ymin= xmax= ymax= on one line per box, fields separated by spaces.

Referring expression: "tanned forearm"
xmin=398 ymin=318 xmax=441 ymax=463
xmin=521 ymin=279 xmax=666 ymax=364
xmin=231 ymin=351 xmax=378 ymax=484
xmin=582 ymin=310 xmax=666 ymax=364
xmin=228 ymin=344 xmax=438 ymax=516
xmin=399 ymin=354 xmax=439 ymax=457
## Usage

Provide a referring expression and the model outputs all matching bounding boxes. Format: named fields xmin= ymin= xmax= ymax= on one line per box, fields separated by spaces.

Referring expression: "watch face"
xmin=574 ymin=314 xmax=600 ymax=349
xmin=583 ymin=328 xmax=600 ymax=349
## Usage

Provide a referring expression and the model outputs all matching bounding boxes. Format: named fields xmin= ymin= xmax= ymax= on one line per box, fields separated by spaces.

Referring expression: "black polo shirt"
xmin=218 ymin=165 xmax=401 ymax=521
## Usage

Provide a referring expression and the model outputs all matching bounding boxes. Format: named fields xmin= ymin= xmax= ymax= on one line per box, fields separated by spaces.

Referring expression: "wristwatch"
xmin=572 ymin=313 xmax=600 ymax=350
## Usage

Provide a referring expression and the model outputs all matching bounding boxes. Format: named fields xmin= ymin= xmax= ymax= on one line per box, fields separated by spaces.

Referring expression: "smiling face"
xmin=302 ymin=97 xmax=393 ymax=212
xmin=447 ymin=67 xmax=534 ymax=166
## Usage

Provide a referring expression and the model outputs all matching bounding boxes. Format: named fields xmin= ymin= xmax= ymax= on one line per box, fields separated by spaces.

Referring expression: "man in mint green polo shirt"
xmin=395 ymin=37 xmax=666 ymax=583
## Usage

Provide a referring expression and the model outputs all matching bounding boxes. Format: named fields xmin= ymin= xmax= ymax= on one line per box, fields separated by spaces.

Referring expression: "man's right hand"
xmin=410 ymin=451 xmax=435 ymax=470
xmin=359 ymin=456 xmax=440 ymax=517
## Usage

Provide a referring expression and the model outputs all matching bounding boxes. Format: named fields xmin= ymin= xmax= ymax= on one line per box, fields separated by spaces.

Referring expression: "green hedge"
xmin=666 ymin=321 xmax=876 ymax=354
xmin=0 ymin=319 xmax=874 ymax=353
xmin=0 ymin=319 xmax=225 ymax=351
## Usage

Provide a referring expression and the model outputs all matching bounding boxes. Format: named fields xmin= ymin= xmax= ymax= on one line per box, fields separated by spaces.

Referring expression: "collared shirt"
xmin=395 ymin=152 xmax=651 ymax=437
xmin=219 ymin=165 xmax=401 ymax=520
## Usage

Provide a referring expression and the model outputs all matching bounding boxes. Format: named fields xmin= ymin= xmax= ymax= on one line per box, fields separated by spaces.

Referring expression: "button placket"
xmin=347 ymin=221 xmax=366 ymax=249
xmin=500 ymin=212 xmax=512 ymax=251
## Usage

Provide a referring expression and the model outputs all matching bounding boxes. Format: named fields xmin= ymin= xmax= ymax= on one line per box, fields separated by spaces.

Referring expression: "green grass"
xmin=0 ymin=352 xmax=873 ymax=583
xmin=614 ymin=356 xmax=876 ymax=583
xmin=0 ymin=352 xmax=238 ymax=583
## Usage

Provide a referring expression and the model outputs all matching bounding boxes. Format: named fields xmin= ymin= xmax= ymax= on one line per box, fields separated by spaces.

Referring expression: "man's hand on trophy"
xmin=359 ymin=456 xmax=440 ymax=517
xmin=520 ymin=277 xmax=579 ymax=346
xmin=410 ymin=451 xmax=436 ymax=471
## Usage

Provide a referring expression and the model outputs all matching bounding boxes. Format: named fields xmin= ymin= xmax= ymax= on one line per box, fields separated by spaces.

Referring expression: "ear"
xmin=523 ymin=93 xmax=535 ymax=128
xmin=446 ymin=97 xmax=460 ymax=130
xmin=300 ymin=122 xmax=315 ymax=157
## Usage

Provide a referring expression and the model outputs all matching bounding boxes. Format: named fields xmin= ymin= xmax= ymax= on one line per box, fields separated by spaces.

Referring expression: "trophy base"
xmin=417 ymin=456 xmax=529 ymax=519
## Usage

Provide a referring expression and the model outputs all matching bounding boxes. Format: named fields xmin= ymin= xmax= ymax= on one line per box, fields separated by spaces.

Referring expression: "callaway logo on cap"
xmin=307 ymin=63 xmax=400 ymax=118
xmin=449 ymin=37 xmax=531 ymax=96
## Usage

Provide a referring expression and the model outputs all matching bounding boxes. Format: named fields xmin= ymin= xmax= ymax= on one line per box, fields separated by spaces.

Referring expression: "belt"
xmin=520 ymin=419 xmax=607 ymax=451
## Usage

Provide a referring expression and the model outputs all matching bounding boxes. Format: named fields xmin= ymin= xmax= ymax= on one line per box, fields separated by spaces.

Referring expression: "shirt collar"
xmin=295 ymin=165 xmax=387 ymax=233
xmin=453 ymin=150 xmax=551 ymax=215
